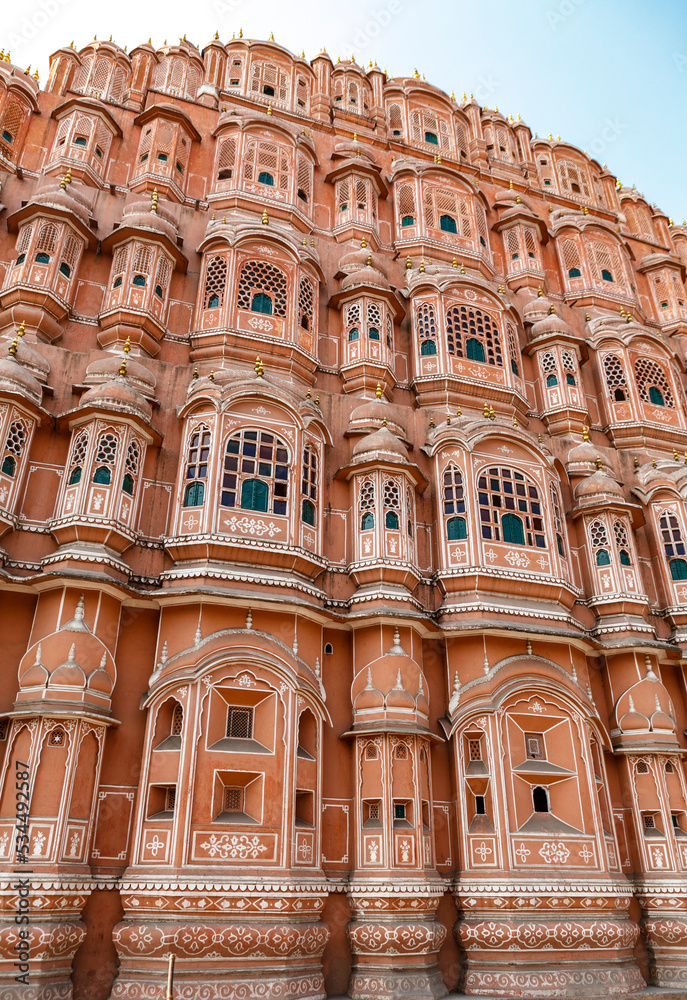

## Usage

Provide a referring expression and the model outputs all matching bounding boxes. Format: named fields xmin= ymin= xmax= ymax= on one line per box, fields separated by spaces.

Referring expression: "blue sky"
xmin=8 ymin=0 xmax=687 ymax=221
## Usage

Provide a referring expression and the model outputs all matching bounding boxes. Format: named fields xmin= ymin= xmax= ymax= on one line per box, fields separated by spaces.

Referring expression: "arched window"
xmin=2 ymin=419 xmax=28 ymax=480
xmin=243 ymin=138 xmax=290 ymax=192
xmin=447 ymin=516 xmax=467 ymax=540
xmin=532 ymin=786 xmax=549 ymax=813
xmin=302 ymin=445 xmax=317 ymax=526
xmin=182 ymin=426 xmax=210 ymax=507
xmin=237 ymin=260 xmax=288 ymax=317
xmin=670 ymin=558 xmax=687 ymax=580
xmin=122 ymin=473 xmax=134 ymax=495
xmin=613 ymin=520 xmax=632 ymax=566
xmin=417 ymin=302 xmax=437 ymax=356
xmin=425 ymin=131 xmax=438 ymax=145
xmin=562 ymin=350 xmax=578 ymax=386
xmin=549 ymin=482 xmax=566 ymax=558
xmin=240 ymin=478 xmax=269 ymax=511
xmin=443 ymin=465 xmax=465 ymax=518
xmin=446 ymin=305 xmax=503 ymax=366
xmin=477 ymin=466 xmax=546 ymax=548
xmin=383 ymin=478 xmax=400 ymax=531
xmin=368 ymin=327 xmax=380 ymax=341
xmin=67 ymin=430 xmax=88 ymax=487
xmin=251 ymin=292 xmax=272 ymax=314
xmin=546 ymin=373 xmax=559 ymax=387
xmin=220 ymin=429 xmax=289 ymax=516
xmin=590 ymin=519 xmax=611 ymax=567
xmin=440 ymin=214 xmax=457 ymax=234
xmin=92 ymin=433 xmax=117 ymax=484
xmin=634 ymin=358 xmax=674 ymax=409
xmin=660 ymin=511 xmax=687 ymax=569
xmin=348 ymin=328 xmax=359 ymax=341
xmin=603 ymin=353 xmax=628 ymax=403
xmin=203 ymin=255 xmax=228 ymax=309
xmin=397 ymin=183 xmax=416 ymax=229
xmin=466 ymin=338 xmax=486 ymax=362
xmin=601 ymin=269 xmax=613 ymax=282
xmin=360 ymin=478 xmax=375 ymax=531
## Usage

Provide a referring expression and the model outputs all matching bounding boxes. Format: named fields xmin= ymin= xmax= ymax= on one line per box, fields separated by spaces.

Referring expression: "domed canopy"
xmin=79 ymin=375 xmax=153 ymax=421
xmin=0 ymin=354 xmax=42 ymax=405
xmin=348 ymin=397 xmax=407 ymax=439
xmin=84 ymin=353 xmax=157 ymax=399
xmin=574 ymin=469 xmax=624 ymax=500
xmin=352 ymin=425 xmax=410 ymax=462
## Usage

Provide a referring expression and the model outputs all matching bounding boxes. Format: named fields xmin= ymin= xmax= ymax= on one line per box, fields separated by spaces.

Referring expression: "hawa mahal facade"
xmin=0 ymin=29 xmax=686 ymax=1000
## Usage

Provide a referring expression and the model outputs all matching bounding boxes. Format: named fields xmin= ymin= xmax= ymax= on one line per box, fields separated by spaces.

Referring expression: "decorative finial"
xmin=460 ymin=263 xmax=466 ymax=274
xmin=483 ymin=401 xmax=489 ymax=418
xmin=537 ymin=286 xmax=543 ymax=297
xmin=119 ymin=356 xmax=127 ymax=377
xmin=452 ymin=257 xmax=457 ymax=268
xmin=17 ymin=320 xmax=26 ymax=338
xmin=255 ymin=355 xmax=264 ymax=378
xmin=9 ymin=338 xmax=18 ymax=356
xmin=583 ymin=426 xmax=590 ymax=442
xmin=262 ymin=208 xmax=269 ymax=224
xmin=361 ymin=236 xmax=367 ymax=248
xmin=596 ymin=455 xmax=603 ymax=470
xmin=267 ymin=104 xmax=272 ymax=115
xmin=193 ymin=365 xmax=198 ymax=379
xmin=375 ymin=382 xmax=382 ymax=399
xmin=419 ymin=259 xmax=425 ymax=273
xmin=406 ymin=256 xmax=412 ymax=270
xmin=268 ymin=31 xmax=274 ymax=41
xmin=209 ymin=370 xmax=214 ymax=382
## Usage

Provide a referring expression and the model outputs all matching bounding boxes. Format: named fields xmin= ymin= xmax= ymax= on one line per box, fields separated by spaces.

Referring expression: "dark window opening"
xmin=533 ymin=786 xmax=549 ymax=813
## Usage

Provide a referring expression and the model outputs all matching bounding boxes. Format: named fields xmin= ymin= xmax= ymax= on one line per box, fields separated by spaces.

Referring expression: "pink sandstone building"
xmin=0 ymin=30 xmax=686 ymax=1000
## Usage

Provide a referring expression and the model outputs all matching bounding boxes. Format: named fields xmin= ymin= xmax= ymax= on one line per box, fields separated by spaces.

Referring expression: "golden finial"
xmin=239 ymin=28 xmax=243 ymax=37
xmin=375 ymin=382 xmax=382 ymax=399
xmin=119 ymin=356 xmax=127 ymax=377
xmin=634 ymin=455 xmax=639 ymax=468
xmin=430 ymin=416 xmax=435 ymax=428
xmin=268 ymin=32 xmax=274 ymax=41
xmin=489 ymin=405 xmax=495 ymax=420
xmin=353 ymin=132 xmax=358 ymax=141
xmin=151 ymin=187 xmax=159 ymax=213
xmin=209 ymin=370 xmax=214 ymax=381
xmin=538 ymin=433 xmax=543 ymax=444
xmin=483 ymin=401 xmax=489 ymax=418
xmin=4 ymin=52 xmax=10 ymax=63
xmin=311 ymin=239 xmax=315 ymax=247
xmin=652 ymin=458 xmax=657 ymax=469
xmin=616 ymin=179 xmax=622 ymax=190
xmin=24 ymin=65 xmax=30 ymax=75
xmin=302 ymin=51 xmax=305 ymax=58
xmin=452 ymin=257 xmax=457 ymax=268
xmin=462 ymin=92 xmax=466 ymax=101
xmin=620 ymin=307 xmax=626 ymax=317
xmin=123 ymin=335 xmax=130 ymax=354
xmin=315 ymin=395 xmax=319 ymax=405
xmin=513 ymin=414 xmax=518 ymax=428
xmin=549 ymin=304 xmax=556 ymax=315
xmin=267 ymin=105 xmax=272 ymax=115
xmin=367 ymin=254 xmax=372 ymax=266
xmin=255 ymin=355 xmax=264 ymax=378
xmin=419 ymin=259 xmax=425 ymax=273
xmin=446 ymin=414 xmax=451 ymax=425
xmin=222 ymin=216 xmax=226 ymax=224
xmin=406 ymin=256 xmax=412 ymax=270
xmin=674 ymin=448 xmax=679 ymax=461
xmin=17 ymin=320 xmax=26 ymax=338
xmin=306 ymin=387 xmax=311 ymax=399
xmin=457 ymin=405 xmax=462 ymax=416
xmin=193 ymin=366 xmax=199 ymax=379
xmin=548 ymin=133 xmax=553 ymax=141
xmin=596 ymin=455 xmax=603 ymax=470
xmin=303 ymin=238 xmax=307 ymax=245
xmin=516 ymin=195 xmax=521 ymax=204
xmin=585 ymin=312 xmax=591 ymax=321
xmin=214 ymin=30 xmax=219 ymax=40
xmin=509 ymin=180 xmax=513 ymax=190
xmin=262 ymin=208 xmax=269 ymax=225
xmin=361 ymin=236 xmax=367 ymax=248
xmin=33 ymin=68 xmax=39 ymax=80
xmin=9 ymin=338 xmax=18 ymax=356
xmin=583 ymin=426 xmax=589 ymax=442
xmin=450 ymin=91 xmax=455 ymax=101
xmin=383 ymin=416 xmax=387 ymax=427
xmin=460 ymin=263 xmax=466 ymax=274
xmin=413 ymin=68 xmax=420 ymax=78
xmin=537 ymin=286 xmax=543 ymax=297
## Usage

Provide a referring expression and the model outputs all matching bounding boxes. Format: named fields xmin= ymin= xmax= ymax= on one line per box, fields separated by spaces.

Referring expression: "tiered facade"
xmin=0 ymin=32 xmax=686 ymax=1000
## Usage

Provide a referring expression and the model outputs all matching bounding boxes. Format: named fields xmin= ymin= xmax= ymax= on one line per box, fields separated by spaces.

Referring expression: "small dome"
xmin=0 ymin=355 xmax=42 ymax=403
xmin=530 ymin=310 xmax=573 ymax=341
xmin=574 ymin=469 xmax=624 ymax=499
xmin=84 ymin=353 xmax=157 ymax=398
xmin=618 ymin=706 xmax=650 ymax=732
xmin=341 ymin=265 xmax=390 ymax=292
xmin=79 ymin=376 xmax=153 ymax=421
xmin=352 ymin=426 xmax=409 ymax=461
xmin=348 ymin=398 xmax=406 ymax=439
xmin=26 ymin=178 xmax=92 ymax=227
xmin=567 ymin=439 xmax=599 ymax=468
xmin=523 ymin=290 xmax=552 ymax=325
xmin=50 ymin=643 xmax=87 ymax=689
xmin=386 ymin=669 xmax=415 ymax=710
xmin=0 ymin=334 xmax=50 ymax=383
xmin=87 ymin=656 xmax=114 ymax=695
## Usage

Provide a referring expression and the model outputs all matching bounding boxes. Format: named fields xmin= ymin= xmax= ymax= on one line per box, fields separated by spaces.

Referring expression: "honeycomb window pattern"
xmin=220 ymin=429 xmax=290 ymax=516
xmin=478 ymin=467 xmax=546 ymax=548
xmin=237 ymin=260 xmax=288 ymax=317
xmin=446 ymin=304 xmax=503 ymax=366
xmin=95 ymin=433 xmax=118 ymax=465
xmin=603 ymin=353 xmax=629 ymax=401
xmin=634 ymin=358 xmax=674 ymax=408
